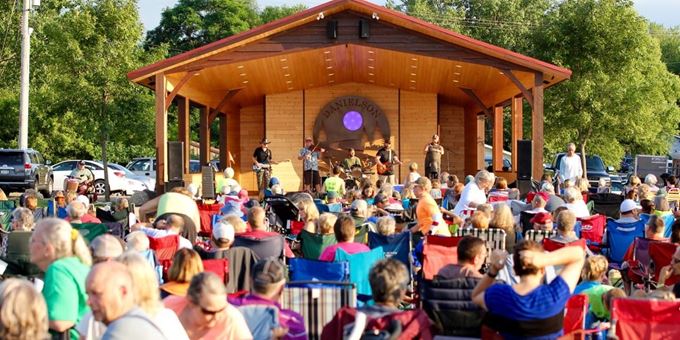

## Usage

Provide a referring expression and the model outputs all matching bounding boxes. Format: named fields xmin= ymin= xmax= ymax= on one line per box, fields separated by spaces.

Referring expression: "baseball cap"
xmin=261 ymin=138 xmax=271 ymax=144
xmin=90 ymin=234 xmax=124 ymax=259
xmin=269 ymin=177 xmax=280 ymax=187
xmin=620 ymin=199 xmax=641 ymax=213
xmin=530 ymin=212 xmax=552 ymax=225
xmin=212 ymin=220 xmax=235 ymax=242
xmin=253 ymin=259 xmax=285 ymax=287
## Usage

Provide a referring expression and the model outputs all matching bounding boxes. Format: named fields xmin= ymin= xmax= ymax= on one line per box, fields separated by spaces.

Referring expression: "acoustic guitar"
xmin=377 ymin=161 xmax=394 ymax=175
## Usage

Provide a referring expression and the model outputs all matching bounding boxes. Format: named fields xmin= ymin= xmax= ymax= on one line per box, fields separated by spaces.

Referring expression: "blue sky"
xmin=138 ymin=0 xmax=680 ymax=31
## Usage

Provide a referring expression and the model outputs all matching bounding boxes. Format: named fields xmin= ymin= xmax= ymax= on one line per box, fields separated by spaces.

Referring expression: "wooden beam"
xmin=154 ymin=73 xmax=168 ymax=193
xmin=492 ymin=105 xmax=504 ymax=172
xmin=501 ymin=69 xmax=534 ymax=109
xmin=461 ymin=88 xmax=492 ymax=117
xmin=532 ymin=73 xmax=544 ymax=179
xmin=464 ymin=105 xmax=478 ymax=175
xmin=199 ymin=106 xmax=210 ymax=165
xmin=511 ymin=96 xmax=523 ymax=172
xmin=177 ymin=96 xmax=190 ymax=175
xmin=164 ymin=71 xmax=198 ymax=111
xmin=219 ymin=114 xmax=228 ymax=172
xmin=208 ymin=88 xmax=243 ymax=122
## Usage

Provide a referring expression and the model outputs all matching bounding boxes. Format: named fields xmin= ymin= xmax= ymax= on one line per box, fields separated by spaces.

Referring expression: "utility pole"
xmin=18 ymin=0 xmax=39 ymax=149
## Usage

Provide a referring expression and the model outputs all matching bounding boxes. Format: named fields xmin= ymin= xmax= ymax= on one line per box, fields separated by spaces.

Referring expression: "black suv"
xmin=547 ymin=153 xmax=623 ymax=193
xmin=0 ymin=149 xmax=53 ymax=196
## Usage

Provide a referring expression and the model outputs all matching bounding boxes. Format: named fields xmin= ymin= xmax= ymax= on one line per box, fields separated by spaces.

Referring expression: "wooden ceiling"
xmin=165 ymin=43 xmax=538 ymax=109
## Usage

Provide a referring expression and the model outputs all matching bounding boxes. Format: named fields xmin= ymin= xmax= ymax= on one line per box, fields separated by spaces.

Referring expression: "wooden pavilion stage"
xmin=128 ymin=0 xmax=571 ymax=193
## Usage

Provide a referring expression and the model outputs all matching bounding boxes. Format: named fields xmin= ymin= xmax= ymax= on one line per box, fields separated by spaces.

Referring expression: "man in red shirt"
xmin=234 ymin=206 xmax=292 ymax=258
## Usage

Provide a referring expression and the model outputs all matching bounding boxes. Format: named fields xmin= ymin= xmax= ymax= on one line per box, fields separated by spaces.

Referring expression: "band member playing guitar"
xmin=298 ymin=137 xmax=325 ymax=193
xmin=253 ymin=138 xmax=273 ymax=201
xmin=375 ymin=138 xmax=402 ymax=184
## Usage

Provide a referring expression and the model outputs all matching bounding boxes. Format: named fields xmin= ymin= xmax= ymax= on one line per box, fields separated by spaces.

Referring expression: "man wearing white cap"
xmin=209 ymin=220 xmax=236 ymax=256
xmin=615 ymin=199 xmax=641 ymax=224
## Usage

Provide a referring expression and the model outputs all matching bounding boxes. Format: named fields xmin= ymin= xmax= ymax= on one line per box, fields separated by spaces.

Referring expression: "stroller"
xmin=263 ymin=195 xmax=300 ymax=236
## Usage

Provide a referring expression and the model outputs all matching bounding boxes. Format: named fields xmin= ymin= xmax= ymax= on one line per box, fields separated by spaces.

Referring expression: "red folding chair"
xmin=611 ymin=298 xmax=680 ymax=339
xmin=196 ymin=202 xmax=223 ymax=237
xmin=563 ymin=294 xmax=588 ymax=334
xmin=543 ymin=238 xmax=587 ymax=252
xmin=422 ymin=235 xmax=462 ymax=280
xmin=649 ymin=241 xmax=680 ymax=285
xmin=202 ymin=258 xmax=229 ymax=284
xmin=578 ymin=214 xmax=606 ymax=253
xmin=148 ymin=235 xmax=179 ymax=281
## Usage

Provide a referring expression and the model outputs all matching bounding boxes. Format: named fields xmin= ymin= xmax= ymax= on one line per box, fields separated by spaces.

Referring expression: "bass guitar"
xmin=252 ymin=159 xmax=291 ymax=172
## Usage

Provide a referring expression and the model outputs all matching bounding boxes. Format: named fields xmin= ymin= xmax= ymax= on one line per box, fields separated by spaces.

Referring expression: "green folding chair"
xmin=71 ymin=223 xmax=109 ymax=244
xmin=299 ymin=229 xmax=337 ymax=260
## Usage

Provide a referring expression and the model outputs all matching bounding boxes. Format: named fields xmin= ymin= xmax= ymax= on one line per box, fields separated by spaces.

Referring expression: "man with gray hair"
xmin=541 ymin=182 xmax=566 ymax=212
xmin=558 ymin=143 xmax=583 ymax=183
xmin=66 ymin=200 xmax=102 ymax=224
xmin=453 ymin=170 xmax=494 ymax=216
xmin=10 ymin=207 xmax=34 ymax=231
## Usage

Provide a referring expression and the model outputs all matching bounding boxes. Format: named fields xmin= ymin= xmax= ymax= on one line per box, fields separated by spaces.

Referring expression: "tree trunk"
xmin=580 ymin=142 xmax=588 ymax=180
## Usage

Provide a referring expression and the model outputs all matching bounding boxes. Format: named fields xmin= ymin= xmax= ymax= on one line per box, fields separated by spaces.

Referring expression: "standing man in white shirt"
xmin=559 ymin=143 xmax=583 ymax=183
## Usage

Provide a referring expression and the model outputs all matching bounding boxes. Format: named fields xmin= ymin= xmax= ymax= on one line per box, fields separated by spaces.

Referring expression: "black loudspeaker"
xmin=327 ymin=20 xmax=338 ymax=39
xmin=359 ymin=19 xmax=369 ymax=38
xmin=517 ymin=140 xmax=533 ymax=180
xmin=201 ymin=166 xmax=216 ymax=199
xmin=517 ymin=179 xmax=533 ymax=198
xmin=165 ymin=180 xmax=184 ymax=193
xmin=167 ymin=141 xmax=184 ymax=181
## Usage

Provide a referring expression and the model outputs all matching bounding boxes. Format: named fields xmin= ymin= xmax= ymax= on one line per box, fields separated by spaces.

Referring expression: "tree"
xmin=144 ymin=0 xmax=260 ymax=56
xmin=650 ymin=23 xmax=680 ymax=76
xmin=532 ymin=0 xmax=680 ymax=168
xmin=259 ymin=4 xmax=307 ymax=25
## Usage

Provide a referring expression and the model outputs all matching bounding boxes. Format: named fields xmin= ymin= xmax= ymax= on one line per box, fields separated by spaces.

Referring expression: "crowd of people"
xmin=0 ymin=140 xmax=679 ymax=339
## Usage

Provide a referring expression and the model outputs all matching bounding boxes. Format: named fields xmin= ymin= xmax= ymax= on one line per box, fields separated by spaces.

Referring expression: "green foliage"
xmin=259 ymin=4 xmax=307 ymax=25
xmin=650 ymin=23 xmax=680 ymax=76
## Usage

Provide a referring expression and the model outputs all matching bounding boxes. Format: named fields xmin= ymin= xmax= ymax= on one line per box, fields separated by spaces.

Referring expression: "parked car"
xmin=126 ymin=157 xmax=205 ymax=189
xmin=106 ymin=162 xmax=154 ymax=190
xmin=484 ymin=157 xmax=512 ymax=172
xmin=0 ymin=148 xmax=52 ymax=196
xmin=547 ymin=153 xmax=623 ymax=191
xmin=51 ymin=160 xmax=147 ymax=195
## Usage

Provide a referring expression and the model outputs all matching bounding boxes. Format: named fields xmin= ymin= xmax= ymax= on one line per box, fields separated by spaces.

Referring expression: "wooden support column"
xmin=219 ymin=113 xmax=228 ymax=171
xmin=532 ymin=73 xmax=544 ymax=179
xmin=511 ymin=96 xmax=523 ymax=172
xmin=177 ymin=96 xmax=190 ymax=175
xmin=199 ymin=105 xmax=210 ymax=165
xmin=492 ymin=105 xmax=504 ymax=172
xmin=464 ymin=105 xmax=486 ymax=175
xmin=154 ymin=73 xmax=168 ymax=193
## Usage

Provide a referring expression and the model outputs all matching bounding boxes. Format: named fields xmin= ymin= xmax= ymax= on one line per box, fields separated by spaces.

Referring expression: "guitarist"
xmin=298 ymin=137 xmax=325 ymax=193
xmin=252 ymin=138 xmax=273 ymax=200
xmin=375 ymin=138 xmax=402 ymax=184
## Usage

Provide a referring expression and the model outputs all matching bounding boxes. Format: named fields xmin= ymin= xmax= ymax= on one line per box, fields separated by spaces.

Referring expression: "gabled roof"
xmin=128 ymin=0 xmax=571 ymax=83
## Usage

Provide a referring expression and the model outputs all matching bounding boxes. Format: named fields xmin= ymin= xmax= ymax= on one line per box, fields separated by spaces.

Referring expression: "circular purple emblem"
xmin=343 ymin=111 xmax=363 ymax=131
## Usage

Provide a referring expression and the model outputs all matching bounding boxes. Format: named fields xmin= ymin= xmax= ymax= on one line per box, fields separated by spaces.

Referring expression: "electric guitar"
xmin=252 ymin=159 xmax=291 ymax=172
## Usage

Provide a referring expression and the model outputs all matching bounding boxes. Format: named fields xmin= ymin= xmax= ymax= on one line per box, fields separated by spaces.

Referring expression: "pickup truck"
xmin=546 ymin=153 xmax=623 ymax=193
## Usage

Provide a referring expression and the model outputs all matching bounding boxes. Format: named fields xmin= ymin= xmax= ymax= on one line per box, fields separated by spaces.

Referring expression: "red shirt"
xmin=65 ymin=214 xmax=101 ymax=224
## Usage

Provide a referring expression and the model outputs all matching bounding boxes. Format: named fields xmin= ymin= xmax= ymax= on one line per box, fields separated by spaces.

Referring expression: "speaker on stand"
xmin=516 ymin=140 xmax=533 ymax=197
xmin=167 ymin=141 xmax=184 ymax=181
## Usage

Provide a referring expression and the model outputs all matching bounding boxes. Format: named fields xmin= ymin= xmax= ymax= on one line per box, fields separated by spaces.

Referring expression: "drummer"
xmin=342 ymin=148 xmax=362 ymax=172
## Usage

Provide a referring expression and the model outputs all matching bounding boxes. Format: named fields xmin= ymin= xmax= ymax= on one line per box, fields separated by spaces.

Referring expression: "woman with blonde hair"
xmin=160 ymin=248 xmax=204 ymax=298
xmin=0 ymin=279 xmax=48 ymax=340
xmin=625 ymin=175 xmax=641 ymax=195
xmin=29 ymin=218 xmax=91 ymax=339
xmin=489 ymin=204 xmax=517 ymax=252
xmin=292 ymin=193 xmax=320 ymax=233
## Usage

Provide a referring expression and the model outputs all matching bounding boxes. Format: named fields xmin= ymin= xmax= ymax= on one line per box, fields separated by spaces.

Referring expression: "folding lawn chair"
xmin=367 ymin=231 xmax=412 ymax=269
xmin=578 ymin=214 xmax=606 ymax=253
xmin=298 ymin=229 xmax=336 ymax=260
xmin=202 ymin=258 xmax=229 ymax=284
xmin=589 ymin=193 xmax=624 ymax=219
xmin=281 ymin=281 xmax=357 ymax=340
xmin=148 ymin=234 xmax=179 ymax=281
xmin=421 ymin=276 xmax=483 ymax=337
xmin=605 ymin=219 xmax=645 ymax=266
xmin=196 ymin=202 xmax=223 ymax=237
xmin=611 ymin=298 xmax=680 ymax=339
xmin=520 ymin=211 xmax=537 ymax=233
xmin=70 ymin=223 xmax=109 ymax=244
xmin=233 ymin=234 xmax=285 ymax=261
xmin=542 ymin=238 xmax=587 ymax=252
xmin=563 ymin=294 xmax=589 ymax=335
xmin=288 ymin=257 xmax=349 ymax=282
xmin=422 ymin=235 xmax=462 ymax=280
xmin=456 ymin=227 xmax=506 ymax=253
xmin=335 ymin=247 xmax=384 ymax=299
xmin=524 ymin=229 xmax=557 ymax=243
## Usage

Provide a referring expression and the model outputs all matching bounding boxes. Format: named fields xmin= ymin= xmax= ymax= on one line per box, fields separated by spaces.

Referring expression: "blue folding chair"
xmin=639 ymin=213 xmax=674 ymax=239
xmin=367 ymin=231 xmax=412 ymax=270
xmin=288 ymin=257 xmax=349 ymax=282
xmin=335 ymin=247 xmax=385 ymax=299
xmin=605 ymin=219 xmax=645 ymax=265
xmin=315 ymin=203 xmax=330 ymax=213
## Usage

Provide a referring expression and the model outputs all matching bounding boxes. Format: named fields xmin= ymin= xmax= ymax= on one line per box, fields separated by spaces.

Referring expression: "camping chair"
xmin=610 ymin=298 xmax=680 ymax=339
xmin=589 ymin=193 xmax=624 ymax=219
xmin=298 ymin=229 xmax=337 ymax=260
xmin=315 ymin=202 xmax=330 ymax=213
xmin=281 ymin=281 xmax=357 ymax=340
xmin=605 ymin=219 xmax=645 ymax=266
xmin=578 ymin=214 xmax=607 ymax=253
xmin=628 ymin=238 xmax=680 ymax=289
xmin=367 ymin=231 xmax=412 ymax=269
xmin=649 ymin=241 xmax=680 ymax=286
xmin=196 ymin=202 xmax=223 ymax=237
xmin=202 ymin=258 xmax=229 ymax=284
xmin=456 ymin=227 xmax=507 ymax=253
xmin=422 ymin=235 xmax=463 ymax=280
xmin=224 ymin=246 xmax=260 ymax=294
xmin=520 ymin=211 xmax=537 ymax=233
xmin=70 ymin=223 xmax=109 ymax=244
xmin=354 ymin=223 xmax=370 ymax=244
xmin=524 ymin=230 xmax=557 ymax=243
xmin=2 ymin=231 xmax=41 ymax=277
xmin=0 ymin=200 xmax=16 ymax=210
xmin=233 ymin=235 xmax=285 ymax=261
xmin=542 ymin=238 xmax=587 ymax=252
xmin=335 ymin=247 xmax=385 ymax=299
xmin=96 ymin=207 xmax=132 ymax=235
xmin=148 ymin=234 xmax=179 ymax=281
xmin=420 ymin=277 xmax=483 ymax=337
xmin=288 ymin=258 xmax=349 ymax=282
xmin=563 ymin=294 xmax=589 ymax=335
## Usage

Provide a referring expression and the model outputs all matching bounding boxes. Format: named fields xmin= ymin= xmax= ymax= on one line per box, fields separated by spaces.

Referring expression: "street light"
xmin=18 ymin=0 xmax=40 ymax=149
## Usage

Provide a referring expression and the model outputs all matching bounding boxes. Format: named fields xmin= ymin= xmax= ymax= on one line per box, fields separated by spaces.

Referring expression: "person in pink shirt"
xmin=319 ymin=213 xmax=370 ymax=262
